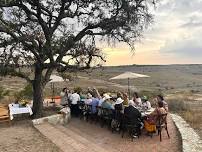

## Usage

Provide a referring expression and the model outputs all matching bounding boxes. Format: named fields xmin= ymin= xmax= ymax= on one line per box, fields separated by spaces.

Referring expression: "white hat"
xmin=115 ymin=97 xmax=124 ymax=105
xmin=103 ymin=94 xmax=111 ymax=101
xmin=87 ymin=93 xmax=92 ymax=98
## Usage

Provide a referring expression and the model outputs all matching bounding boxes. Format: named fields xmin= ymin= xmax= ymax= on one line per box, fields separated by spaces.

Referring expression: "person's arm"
xmin=147 ymin=101 xmax=151 ymax=109
xmin=164 ymin=101 xmax=169 ymax=112
xmin=78 ymin=94 xmax=81 ymax=101
xmin=93 ymin=88 xmax=101 ymax=99
xmin=150 ymin=108 xmax=158 ymax=116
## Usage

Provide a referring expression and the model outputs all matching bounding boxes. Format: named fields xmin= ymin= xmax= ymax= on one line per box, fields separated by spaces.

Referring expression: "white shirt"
xmin=85 ymin=99 xmax=93 ymax=105
xmin=98 ymin=99 xmax=104 ymax=106
xmin=70 ymin=93 xmax=80 ymax=105
xmin=142 ymin=100 xmax=151 ymax=109
xmin=134 ymin=97 xmax=142 ymax=107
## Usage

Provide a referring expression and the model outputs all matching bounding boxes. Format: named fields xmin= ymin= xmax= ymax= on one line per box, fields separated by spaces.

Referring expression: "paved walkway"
xmin=35 ymin=114 xmax=182 ymax=152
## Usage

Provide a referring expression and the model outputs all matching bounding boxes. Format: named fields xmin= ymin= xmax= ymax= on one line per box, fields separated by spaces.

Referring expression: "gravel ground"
xmin=0 ymin=120 xmax=61 ymax=152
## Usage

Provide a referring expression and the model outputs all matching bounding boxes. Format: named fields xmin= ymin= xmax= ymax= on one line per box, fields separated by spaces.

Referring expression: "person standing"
xmin=60 ymin=88 xmax=68 ymax=106
xmin=69 ymin=89 xmax=80 ymax=117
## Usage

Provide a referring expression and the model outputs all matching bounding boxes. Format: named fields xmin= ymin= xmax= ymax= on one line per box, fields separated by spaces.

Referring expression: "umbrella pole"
xmin=52 ymin=83 xmax=55 ymax=103
xmin=128 ymin=78 xmax=130 ymax=99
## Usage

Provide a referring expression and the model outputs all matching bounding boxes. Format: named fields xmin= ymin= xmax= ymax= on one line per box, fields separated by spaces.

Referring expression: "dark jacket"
xmin=124 ymin=105 xmax=142 ymax=126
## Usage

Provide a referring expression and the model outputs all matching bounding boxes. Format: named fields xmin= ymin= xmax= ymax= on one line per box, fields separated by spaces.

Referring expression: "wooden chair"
xmin=78 ymin=101 xmax=86 ymax=119
xmin=0 ymin=106 xmax=11 ymax=125
xmin=111 ymin=110 xmax=123 ymax=133
xmin=121 ymin=114 xmax=141 ymax=141
xmin=156 ymin=113 xmax=170 ymax=141
xmin=95 ymin=106 xmax=102 ymax=123
xmin=100 ymin=107 xmax=113 ymax=128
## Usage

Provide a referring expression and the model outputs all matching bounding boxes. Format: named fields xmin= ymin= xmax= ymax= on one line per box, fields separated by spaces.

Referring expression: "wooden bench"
xmin=0 ymin=106 xmax=11 ymax=124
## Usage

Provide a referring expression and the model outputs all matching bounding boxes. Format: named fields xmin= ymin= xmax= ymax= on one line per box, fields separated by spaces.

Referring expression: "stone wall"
xmin=171 ymin=114 xmax=202 ymax=152
xmin=32 ymin=107 xmax=71 ymax=125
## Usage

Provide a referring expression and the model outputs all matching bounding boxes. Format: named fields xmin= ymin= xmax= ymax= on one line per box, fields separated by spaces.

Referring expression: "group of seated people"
xmin=60 ymin=87 xmax=169 ymax=137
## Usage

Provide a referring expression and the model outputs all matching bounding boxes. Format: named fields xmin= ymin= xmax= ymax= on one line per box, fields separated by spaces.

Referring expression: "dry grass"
xmin=180 ymin=110 xmax=202 ymax=128
xmin=166 ymin=93 xmax=202 ymax=138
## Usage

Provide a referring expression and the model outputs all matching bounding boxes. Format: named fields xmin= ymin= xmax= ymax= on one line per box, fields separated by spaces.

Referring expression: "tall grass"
xmin=167 ymin=95 xmax=202 ymax=134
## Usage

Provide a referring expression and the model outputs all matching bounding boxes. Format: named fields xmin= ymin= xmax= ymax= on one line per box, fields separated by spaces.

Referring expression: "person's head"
xmin=62 ymin=87 xmax=67 ymax=92
xmin=115 ymin=97 xmax=124 ymax=105
xmin=103 ymin=94 xmax=111 ymax=102
xmin=157 ymin=95 xmax=164 ymax=102
xmin=157 ymin=101 xmax=164 ymax=108
xmin=141 ymin=96 xmax=148 ymax=102
xmin=87 ymin=93 xmax=92 ymax=99
xmin=133 ymin=92 xmax=139 ymax=99
xmin=123 ymin=93 xmax=128 ymax=99
xmin=117 ymin=92 xmax=123 ymax=98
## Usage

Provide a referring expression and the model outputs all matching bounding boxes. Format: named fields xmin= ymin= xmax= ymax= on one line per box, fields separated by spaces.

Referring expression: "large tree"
xmin=0 ymin=0 xmax=156 ymax=118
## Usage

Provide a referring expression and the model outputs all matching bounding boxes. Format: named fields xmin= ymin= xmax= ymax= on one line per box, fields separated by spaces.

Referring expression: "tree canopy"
xmin=0 ymin=0 xmax=156 ymax=117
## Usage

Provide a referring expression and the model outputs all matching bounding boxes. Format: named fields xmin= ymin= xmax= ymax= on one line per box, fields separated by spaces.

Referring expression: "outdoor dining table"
xmin=8 ymin=104 xmax=33 ymax=120
xmin=140 ymin=107 xmax=155 ymax=117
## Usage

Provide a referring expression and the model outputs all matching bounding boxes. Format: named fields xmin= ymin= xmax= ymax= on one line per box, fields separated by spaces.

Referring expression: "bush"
xmin=59 ymin=72 xmax=74 ymax=81
xmin=166 ymin=99 xmax=188 ymax=112
xmin=139 ymin=90 xmax=160 ymax=100
xmin=0 ymin=86 xmax=9 ymax=100
xmin=14 ymin=83 xmax=33 ymax=100
xmin=98 ymin=88 xmax=116 ymax=95
xmin=74 ymin=87 xmax=82 ymax=94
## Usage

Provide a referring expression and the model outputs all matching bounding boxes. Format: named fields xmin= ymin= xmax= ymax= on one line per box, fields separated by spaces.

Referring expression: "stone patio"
xmin=35 ymin=114 xmax=182 ymax=152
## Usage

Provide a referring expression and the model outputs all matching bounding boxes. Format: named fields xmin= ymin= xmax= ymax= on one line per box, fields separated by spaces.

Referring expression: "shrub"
xmin=139 ymin=90 xmax=160 ymax=100
xmin=59 ymin=72 xmax=74 ymax=81
xmin=0 ymin=86 xmax=9 ymax=100
xmin=14 ymin=83 xmax=33 ymax=100
xmin=166 ymin=99 xmax=187 ymax=112
xmin=74 ymin=87 xmax=82 ymax=94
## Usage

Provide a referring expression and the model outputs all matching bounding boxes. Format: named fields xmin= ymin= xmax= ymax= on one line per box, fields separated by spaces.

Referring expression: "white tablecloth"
xmin=141 ymin=107 xmax=155 ymax=117
xmin=9 ymin=104 xmax=33 ymax=120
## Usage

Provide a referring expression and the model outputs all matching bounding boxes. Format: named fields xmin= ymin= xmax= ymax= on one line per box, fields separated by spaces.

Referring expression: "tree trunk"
xmin=32 ymin=66 xmax=44 ymax=118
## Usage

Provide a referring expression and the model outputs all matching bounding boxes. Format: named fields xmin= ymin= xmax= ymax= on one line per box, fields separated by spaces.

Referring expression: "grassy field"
xmin=0 ymin=64 xmax=202 ymax=138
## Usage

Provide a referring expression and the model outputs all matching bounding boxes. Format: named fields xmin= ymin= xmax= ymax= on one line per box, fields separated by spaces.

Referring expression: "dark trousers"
xmin=71 ymin=104 xmax=79 ymax=117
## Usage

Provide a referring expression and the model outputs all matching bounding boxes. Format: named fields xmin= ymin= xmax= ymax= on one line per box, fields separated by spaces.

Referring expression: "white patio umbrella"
xmin=110 ymin=72 xmax=150 ymax=98
xmin=48 ymin=75 xmax=65 ymax=103
xmin=49 ymin=75 xmax=64 ymax=83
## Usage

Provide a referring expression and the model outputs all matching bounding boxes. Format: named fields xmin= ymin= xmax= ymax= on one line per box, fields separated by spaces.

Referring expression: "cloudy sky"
xmin=99 ymin=0 xmax=202 ymax=66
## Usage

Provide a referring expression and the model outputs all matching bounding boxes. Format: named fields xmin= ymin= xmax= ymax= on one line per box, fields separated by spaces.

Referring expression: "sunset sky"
xmin=99 ymin=0 xmax=202 ymax=66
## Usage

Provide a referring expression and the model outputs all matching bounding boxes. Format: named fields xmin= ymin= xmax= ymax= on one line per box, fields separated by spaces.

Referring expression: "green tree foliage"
xmin=0 ymin=86 xmax=9 ymax=100
xmin=0 ymin=0 xmax=156 ymax=117
xmin=14 ymin=84 xmax=33 ymax=101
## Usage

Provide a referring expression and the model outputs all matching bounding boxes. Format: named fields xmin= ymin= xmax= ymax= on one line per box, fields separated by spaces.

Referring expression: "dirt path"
xmin=0 ymin=121 xmax=61 ymax=152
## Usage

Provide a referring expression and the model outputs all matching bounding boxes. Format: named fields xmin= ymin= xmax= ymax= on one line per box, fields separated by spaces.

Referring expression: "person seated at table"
xmin=114 ymin=97 xmax=124 ymax=121
xmin=114 ymin=97 xmax=124 ymax=111
xmin=69 ymin=89 xmax=81 ymax=117
xmin=101 ymin=94 xmax=113 ymax=109
xmin=142 ymin=96 xmax=151 ymax=110
xmin=117 ymin=92 xmax=123 ymax=99
xmin=132 ymin=92 xmax=142 ymax=107
xmin=79 ymin=91 xmax=86 ymax=102
xmin=98 ymin=93 xmax=104 ymax=106
xmin=124 ymin=100 xmax=142 ymax=136
xmin=144 ymin=100 xmax=167 ymax=134
xmin=60 ymin=88 xmax=68 ymax=106
xmin=85 ymin=93 xmax=93 ymax=105
xmin=157 ymin=95 xmax=168 ymax=112
xmin=122 ymin=92 xmax=129 ymax=105
xmin=89 ymin=94 xmax=100 ymax=114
